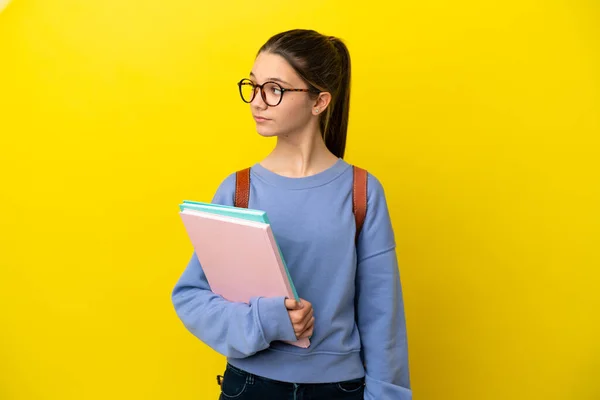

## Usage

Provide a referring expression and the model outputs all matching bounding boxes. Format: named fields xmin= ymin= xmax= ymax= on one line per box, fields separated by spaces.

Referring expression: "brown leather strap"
xmin=234 ymin=168 xmax=251 ymax=208
xmin=353 ymin=166 xmax=368 ymax=243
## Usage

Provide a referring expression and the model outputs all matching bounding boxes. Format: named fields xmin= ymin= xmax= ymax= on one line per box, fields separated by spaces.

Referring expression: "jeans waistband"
xmin=226 ymin=363 xmax=365 ymax=387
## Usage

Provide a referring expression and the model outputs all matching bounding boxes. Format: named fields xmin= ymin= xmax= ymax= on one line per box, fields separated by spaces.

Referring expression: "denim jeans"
xmin=218 ymin=363 xmax=365 ymax=400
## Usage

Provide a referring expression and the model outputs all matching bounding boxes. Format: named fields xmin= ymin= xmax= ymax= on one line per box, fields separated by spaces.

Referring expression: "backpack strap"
xmin=234 ymin=168 xmax=251 ymax=208
xmin=352 ymin=166 xmax=368 ymax=243
xmin=234 ymin=165 xmax=368 ymax=243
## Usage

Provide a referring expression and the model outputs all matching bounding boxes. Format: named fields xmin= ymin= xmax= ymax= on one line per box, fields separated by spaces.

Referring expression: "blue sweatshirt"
xmin=171 ymin=158 xmax=412 ymax=399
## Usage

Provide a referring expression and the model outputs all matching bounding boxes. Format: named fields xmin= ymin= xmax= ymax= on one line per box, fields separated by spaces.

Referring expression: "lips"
xmin=253 ymin=115 xmax=271 ymax=122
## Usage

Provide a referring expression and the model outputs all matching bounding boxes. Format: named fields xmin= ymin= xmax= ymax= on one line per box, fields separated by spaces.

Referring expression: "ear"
xmin=312 ymin=92 xmax=332 ymax=116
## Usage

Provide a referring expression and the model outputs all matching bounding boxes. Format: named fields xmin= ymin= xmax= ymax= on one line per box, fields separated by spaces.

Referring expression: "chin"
xmin=255 ymin=126 xmax=280 ymax=138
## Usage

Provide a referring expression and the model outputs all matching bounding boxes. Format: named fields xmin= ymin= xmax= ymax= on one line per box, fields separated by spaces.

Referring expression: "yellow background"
xmin=1 ymin=0 xmax=598 ymax=399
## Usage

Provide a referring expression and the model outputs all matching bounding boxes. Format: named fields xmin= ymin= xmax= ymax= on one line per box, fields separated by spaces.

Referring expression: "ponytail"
xmin=322 ymin=37 xmax=351 ymax=159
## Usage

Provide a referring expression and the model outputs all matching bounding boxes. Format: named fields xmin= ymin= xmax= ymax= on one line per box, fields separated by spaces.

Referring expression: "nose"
xmin=251 ymin=86 xmax=268 ymax=110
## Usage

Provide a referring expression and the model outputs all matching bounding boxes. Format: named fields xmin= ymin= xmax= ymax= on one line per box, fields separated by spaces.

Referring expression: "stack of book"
xmin=179 ymin=200 xmax=308 ymax=348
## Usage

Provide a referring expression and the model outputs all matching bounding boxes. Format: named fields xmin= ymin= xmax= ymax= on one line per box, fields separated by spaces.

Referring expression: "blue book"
xmin=180 ymin=200 xmax=271 ymax=224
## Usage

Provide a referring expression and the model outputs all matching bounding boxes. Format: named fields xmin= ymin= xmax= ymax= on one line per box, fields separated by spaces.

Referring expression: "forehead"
xmin=250 ymin=52 xmax=302 ymax=85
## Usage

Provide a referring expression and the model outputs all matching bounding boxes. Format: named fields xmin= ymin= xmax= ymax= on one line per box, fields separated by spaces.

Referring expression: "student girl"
xmin=172 ymin=28 xmax=411 ymax=400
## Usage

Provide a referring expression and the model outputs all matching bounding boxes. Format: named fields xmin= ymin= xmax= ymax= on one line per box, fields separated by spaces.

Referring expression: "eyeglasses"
xmin=237 ymin=78 xmax=317 ymax=107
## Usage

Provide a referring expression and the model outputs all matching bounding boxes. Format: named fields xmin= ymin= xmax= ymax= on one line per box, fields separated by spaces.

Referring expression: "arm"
xmin=356 ymin=175 xmax=412 ymax=400
xmin=171 ymin=173 xmax=298 ymax=358
xmin=172 ymin=253 xmax=298 ymax=358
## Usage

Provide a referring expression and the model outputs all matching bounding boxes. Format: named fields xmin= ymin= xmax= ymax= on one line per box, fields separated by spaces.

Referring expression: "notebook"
xmin=179 ymin=207 xmax=309 ymax=348
xmin=181 ymin=200 xmax=269 ymax=223
xmin=180 ymin=200 xmax=299 ymax=300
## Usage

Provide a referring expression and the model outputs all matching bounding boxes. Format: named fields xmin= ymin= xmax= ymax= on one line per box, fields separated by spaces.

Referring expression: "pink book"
xmin=179 ymin=209 xmax=310 ymax=348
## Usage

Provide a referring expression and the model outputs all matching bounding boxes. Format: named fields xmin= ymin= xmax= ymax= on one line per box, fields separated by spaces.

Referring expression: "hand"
xmin=284 ymin=298 xmax=314 ymax=340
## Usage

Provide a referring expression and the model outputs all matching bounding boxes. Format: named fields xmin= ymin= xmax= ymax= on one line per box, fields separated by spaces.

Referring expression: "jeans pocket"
xmin=336 ymin=377 xmax=365 ymax=394
xmin=220 ymin=365 xmax=248 ymax=399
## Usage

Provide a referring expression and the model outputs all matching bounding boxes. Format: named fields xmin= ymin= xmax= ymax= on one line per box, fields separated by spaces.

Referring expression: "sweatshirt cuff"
xmin=256 ymin=296 xmax=298 ymax=344
xmin=364 ymin=374 xmax=412 ymax=400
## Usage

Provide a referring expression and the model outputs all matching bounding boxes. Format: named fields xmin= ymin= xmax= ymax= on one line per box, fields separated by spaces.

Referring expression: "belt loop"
xmin=245 ymin=373 xmax=255 ymax=385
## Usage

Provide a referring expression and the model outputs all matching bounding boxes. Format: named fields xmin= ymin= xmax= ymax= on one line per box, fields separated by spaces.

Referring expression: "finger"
xmin=290 ymin=306 xmax=312 ymax=329
xmin=299 ymin=316 xmax=315 ymax=336
xmin=285 ymin=299 xmax=303 ymax=310
xmin=294 ymin=320 xmax=310 ymax=337
xmin=298 ymin=318 xmax=315 ymax=338
xmin=293 ymin=310 xmax=313 ymax=335
xmin=299 ymin=307 xmax=314 ymax=327
xmin=300 ymin=299 xmax=311 ymax=309
xmin=294 ymin=300 xmax=311 ymax=317
xmin=293 ymin=311 xmax=311 ymax=332
xmin=289 ymin=308 xmax=307 ymax=325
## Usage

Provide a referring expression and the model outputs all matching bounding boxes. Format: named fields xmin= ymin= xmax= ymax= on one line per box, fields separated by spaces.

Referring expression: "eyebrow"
xmin=249 ymin=72 xmax=292 ymax=86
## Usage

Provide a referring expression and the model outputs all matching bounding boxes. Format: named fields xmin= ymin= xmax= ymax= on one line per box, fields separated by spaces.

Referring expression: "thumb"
xmin=285 ymin=298 xmax=303 ymax=310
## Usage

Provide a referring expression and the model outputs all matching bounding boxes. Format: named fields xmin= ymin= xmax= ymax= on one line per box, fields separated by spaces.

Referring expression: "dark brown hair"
xmin=258 ymin=29 xmax=351 ymax=159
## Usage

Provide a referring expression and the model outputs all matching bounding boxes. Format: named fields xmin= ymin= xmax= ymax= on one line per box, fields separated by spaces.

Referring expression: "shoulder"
xmin=211 ymin=171 xmax=238 ymax=206
xmin=218 ymin=170 xmax=238 ymax=187
xmin=352 ymin=165 xmax=387 ymax=202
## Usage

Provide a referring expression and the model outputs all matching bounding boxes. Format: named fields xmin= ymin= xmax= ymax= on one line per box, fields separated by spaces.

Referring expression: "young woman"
xmin=172 ymin=29 xmax=412 ymax=400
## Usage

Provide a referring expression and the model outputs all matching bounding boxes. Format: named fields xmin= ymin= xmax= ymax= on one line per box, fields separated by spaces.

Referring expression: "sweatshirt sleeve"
xmin=171 ymin=173 xmax=298 ymax=358
xmin=356 ymin=174 xmax=412 ymax=400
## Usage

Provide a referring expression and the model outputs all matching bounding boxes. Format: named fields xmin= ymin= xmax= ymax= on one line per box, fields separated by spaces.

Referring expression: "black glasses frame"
xmin=237 ymin=78 xmax=317 ymax=107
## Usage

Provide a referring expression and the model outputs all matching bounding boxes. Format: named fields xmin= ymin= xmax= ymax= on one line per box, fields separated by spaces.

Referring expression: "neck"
xmin=260 ymin=122 xmax=339 ymax=178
